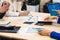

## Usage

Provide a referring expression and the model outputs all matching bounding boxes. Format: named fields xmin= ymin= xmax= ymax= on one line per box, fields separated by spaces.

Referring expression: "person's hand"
xmin=0 ymin=6 xmax=9 ymax=13
xmin=0 ymin=2 xmax=10 ymax=13
xmin=44 ymin=16 xmax=50 ymax=21
xmin=38 ymin=29 xmax=51 ymax=36
xmin=58 ymin=10 xmax=60 ymax=15
xmin=19 ymin=10 xmax=30 ymax=16
xmin=44 ymin=16 xmax=58 ymax=21
xmin=0 ymin=7 xmax=7 ymax=13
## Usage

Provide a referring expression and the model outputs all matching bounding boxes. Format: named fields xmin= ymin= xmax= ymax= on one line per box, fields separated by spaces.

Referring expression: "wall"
xmin=53 ymin=0 xmax=60 ymax=3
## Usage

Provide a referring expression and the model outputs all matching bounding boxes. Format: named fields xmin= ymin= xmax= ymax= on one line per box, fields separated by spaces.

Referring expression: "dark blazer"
xmin=21 ymin=2 xmax=27 ymax=11
xmin=0 ymin=12 xmax=6 ymax=19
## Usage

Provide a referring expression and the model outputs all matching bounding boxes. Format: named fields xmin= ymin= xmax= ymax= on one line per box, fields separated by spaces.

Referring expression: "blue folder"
xmin=48 ymin=3 xmax=60 ymax=16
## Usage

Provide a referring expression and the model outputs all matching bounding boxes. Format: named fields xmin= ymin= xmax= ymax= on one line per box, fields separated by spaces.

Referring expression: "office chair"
xmin=21 ymin=2 xmax=27 ymax=11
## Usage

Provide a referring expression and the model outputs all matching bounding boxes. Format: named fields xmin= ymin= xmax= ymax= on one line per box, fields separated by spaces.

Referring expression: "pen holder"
xmin=57 ymin=17 xmax=60 ymax=24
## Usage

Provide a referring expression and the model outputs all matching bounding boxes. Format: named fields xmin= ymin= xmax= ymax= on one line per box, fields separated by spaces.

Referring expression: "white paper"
xmin=17 ymin=27 xmax=28 ymax=36
xmin=27 ymin=28 xmax=43 ymax=33
xmin=0 ymin=20 xmax=10 ymax=25
xmin=18 ymin=27 xmax=43 ymax=36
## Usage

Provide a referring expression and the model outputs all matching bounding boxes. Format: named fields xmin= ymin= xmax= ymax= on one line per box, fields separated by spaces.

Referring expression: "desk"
xmin=0 ymin=12 xmax=60 ymax=40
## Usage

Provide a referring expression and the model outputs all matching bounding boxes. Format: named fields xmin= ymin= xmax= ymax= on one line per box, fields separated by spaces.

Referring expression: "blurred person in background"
xmin=6 ymin=0 xmax=29 ymax=16
xmin=38 ymin=29 xmax=60 ymax=40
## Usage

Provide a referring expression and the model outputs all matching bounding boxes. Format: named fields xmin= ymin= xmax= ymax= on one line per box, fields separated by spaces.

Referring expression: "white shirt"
xmin=17 ymin=2 xmax=22 ymax=12
xmin=6 ymin=11 xmax=19 ymax=17
xmin=6 ymin=1 xmax=21 ymax=17
xmin=9 ymin=1 xmax=17 ymax=12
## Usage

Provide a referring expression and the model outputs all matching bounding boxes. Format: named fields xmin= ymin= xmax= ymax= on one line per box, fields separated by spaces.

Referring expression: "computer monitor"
xmin=53 ymin=0 xmax=60 ymax=3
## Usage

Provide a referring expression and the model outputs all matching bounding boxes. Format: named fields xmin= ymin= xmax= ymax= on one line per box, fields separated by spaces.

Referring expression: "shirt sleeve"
xmin=50 ymin=31 xmax=60 ymax=40
xmin=5 ymin=11 xmax=19 ymax=17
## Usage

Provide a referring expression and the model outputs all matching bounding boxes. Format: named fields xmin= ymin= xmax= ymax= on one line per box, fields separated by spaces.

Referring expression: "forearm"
xmin=50 ymin=16 xmax=58 ymax=20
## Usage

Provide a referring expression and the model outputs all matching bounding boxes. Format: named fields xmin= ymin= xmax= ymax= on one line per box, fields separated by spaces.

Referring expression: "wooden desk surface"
xmin=0 ymin=12 xmax=60 ymax=40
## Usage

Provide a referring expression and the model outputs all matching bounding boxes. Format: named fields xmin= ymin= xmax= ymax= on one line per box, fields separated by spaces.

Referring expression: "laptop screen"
xmin=53 ymin=0 xmax=60 ymax=3
xmin=48 ymin=3 xmax=60 ymax=16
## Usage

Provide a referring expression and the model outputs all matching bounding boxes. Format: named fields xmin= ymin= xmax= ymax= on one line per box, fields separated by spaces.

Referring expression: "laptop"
xmin=48 ymin=3 xmax=60 ymax=16
xmin=0 ymin=26 xmax=20 ymax=33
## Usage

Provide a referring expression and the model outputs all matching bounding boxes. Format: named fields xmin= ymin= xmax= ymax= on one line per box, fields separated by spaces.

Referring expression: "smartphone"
xmin=35 ymin=21 xmax=53 ymax=25
xmin=24 ymin=22 xmax=34 ymax=24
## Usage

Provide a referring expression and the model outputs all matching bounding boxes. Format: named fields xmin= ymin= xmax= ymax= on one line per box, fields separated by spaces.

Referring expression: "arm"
xmin=19 ymin=10 xmax=30 ymax=16
xmin=0 ymin=2 xmax=10 ymax=13
xmin=38 ymin=29 xmax=60 ymax=40
xmin=44 ymin=16 xmax=58 ymax=21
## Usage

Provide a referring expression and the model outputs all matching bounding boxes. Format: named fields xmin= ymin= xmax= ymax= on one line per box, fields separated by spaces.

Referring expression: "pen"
xmin=7 ymin=22 xmax=11 ymax=25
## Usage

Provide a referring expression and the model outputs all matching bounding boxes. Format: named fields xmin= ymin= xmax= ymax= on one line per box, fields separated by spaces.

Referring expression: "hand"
xmin=19 ymin=10 xmax=30 ymax=16
xmin=44 ymin=16 xmax=50 ymax=21
xmin=0 ymin=2 xmax=10 ymax=13
xmin=58 ymin=10 xmax=60 ymax=15
xmin=38 ymin=29 xmax=51 ymax=36
xmin=0 ymin=6 xmax=9 ymax=13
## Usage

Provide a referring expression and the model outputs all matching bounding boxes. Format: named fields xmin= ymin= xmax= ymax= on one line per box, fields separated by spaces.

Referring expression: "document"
xmin=27 ymin=27 xmax=43 ymax=33
xmin=0 ymin=20 xmax=10 ymax=25
xmin=18 ymin=27 xmax=43 ymax=36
